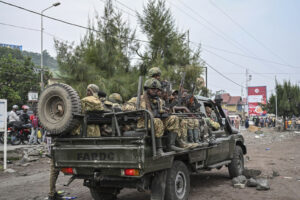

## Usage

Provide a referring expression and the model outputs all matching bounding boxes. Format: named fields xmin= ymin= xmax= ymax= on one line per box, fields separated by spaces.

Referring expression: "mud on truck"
xmin=38 ymin=83 xmax=247 ymax=200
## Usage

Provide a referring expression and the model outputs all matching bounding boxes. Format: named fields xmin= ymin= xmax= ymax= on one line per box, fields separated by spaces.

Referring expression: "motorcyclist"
xmin=20 ymin=105 xmax=30 ymax=124
xmin=8 ymin=105 xmax=20 ymax=123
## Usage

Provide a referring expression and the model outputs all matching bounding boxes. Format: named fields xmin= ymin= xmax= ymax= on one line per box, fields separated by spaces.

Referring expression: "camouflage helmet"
xmin=144 ymin=78 xmax=162 ymax=90
xmin=108 ymin=93 xmax=123 ymax=104
xmin=148 ymin=67 xmax=162 ymax=77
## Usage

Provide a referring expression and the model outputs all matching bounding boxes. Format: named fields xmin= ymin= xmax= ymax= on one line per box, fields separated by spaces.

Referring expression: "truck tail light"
xmin=61 ymin=168 xmax=74 ymax=175
xmin=124 ymin=169 xmax=140 ymax=176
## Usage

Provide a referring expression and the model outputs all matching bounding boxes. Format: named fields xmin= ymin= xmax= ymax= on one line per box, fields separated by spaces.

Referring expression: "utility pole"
xmin=41 ymin=2 xmax=61 ymax=91
xmin=245 ymin=69 xmax=249 ymax=115
xmin=275 ymin=76 xmax=278 ymax=123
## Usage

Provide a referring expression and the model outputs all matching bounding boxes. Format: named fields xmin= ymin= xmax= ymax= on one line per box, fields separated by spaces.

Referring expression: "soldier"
xmin=108 ymin=93 xmax=123 ymax=111
xmin=205 ymin=106 xmax=220 ymax=131
xmin=148 ymin=67 xmax=161 ymax=80
xmin=183 ymin=95 xmax=202 ymax=144
xmin=80 ymin=84 xmax=104 ymax=137
xmin=159 ymin=80 xmax=196 ymax=149
xmin=204 ymin=106 xmax=221 ymax=145
xmin=123 ymin=78 xmax=185 ymax=155
xmin=48 ymin=84 xmax=104 ymax=200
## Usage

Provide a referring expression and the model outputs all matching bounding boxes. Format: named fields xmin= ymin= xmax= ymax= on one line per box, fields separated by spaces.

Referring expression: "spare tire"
xmin=38 ymin=83 xmax=82 ymax=136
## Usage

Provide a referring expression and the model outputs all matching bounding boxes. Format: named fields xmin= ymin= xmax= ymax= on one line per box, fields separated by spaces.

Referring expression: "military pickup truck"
xmin=38 ymin=83 xmax=246 ymax=200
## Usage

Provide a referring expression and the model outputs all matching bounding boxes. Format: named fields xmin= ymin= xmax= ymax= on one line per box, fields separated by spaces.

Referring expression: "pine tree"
xmin=137 ymin=0 xmax=206 ymax=93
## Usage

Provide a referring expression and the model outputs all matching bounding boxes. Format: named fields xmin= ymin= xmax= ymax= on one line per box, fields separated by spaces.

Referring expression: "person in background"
xmin=260 ymin=117 xmax=264 ymax=128
xmin=20 ymin=105 xmax=30 ymax=124
xmin=29 ymin=110 xmax=39 ymax=145
xmin=8 ymin=105 xmax=20 ymax=123
xmin=234 ymin=116 xmax=240 ymax=130
xmin=245 ymin=116 xmax=249 ymax=129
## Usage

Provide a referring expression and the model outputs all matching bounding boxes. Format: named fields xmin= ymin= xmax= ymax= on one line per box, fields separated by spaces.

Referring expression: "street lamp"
xmin=41 ymin=2 xmax=61 ymax=91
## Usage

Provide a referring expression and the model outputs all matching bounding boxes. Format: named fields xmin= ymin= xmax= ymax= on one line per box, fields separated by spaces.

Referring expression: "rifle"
xmin=177 ymin=72 xmax=186 ymax=106
xmin=136 ymin=76 xmax=143 ymax=110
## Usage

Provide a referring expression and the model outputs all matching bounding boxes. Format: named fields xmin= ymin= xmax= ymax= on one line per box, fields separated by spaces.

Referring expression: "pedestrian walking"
xmin=234 ymin=116 xmax=240 ymax=130
xmin=245 ymin=117 xmax=249 ymax=129
xmin=29 ymin=111 xmax=38 ymax=145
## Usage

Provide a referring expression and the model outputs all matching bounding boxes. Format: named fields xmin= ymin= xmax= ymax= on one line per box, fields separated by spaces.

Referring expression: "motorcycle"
xmin=8 ymin=121 xmax=31 ymax=145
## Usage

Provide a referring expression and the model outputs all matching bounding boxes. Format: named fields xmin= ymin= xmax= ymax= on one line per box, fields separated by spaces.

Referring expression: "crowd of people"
xmin=252 ymin=116 xmax=276 ymax=128
xmin=243 ymin=115 xmax=300 ymax=130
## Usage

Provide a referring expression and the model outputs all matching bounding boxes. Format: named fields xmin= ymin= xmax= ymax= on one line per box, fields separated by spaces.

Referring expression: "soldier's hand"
xmin=205 ymin=118 xmax=211 ymax=124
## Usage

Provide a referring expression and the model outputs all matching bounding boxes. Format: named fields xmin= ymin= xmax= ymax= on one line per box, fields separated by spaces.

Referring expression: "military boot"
xmin=155 ymin=138 xmax=165 ymax=156
xmin=193 ymin=129 xmax=201 ymax=143
xmin=167 ymin=133 xmax=185 ymax=152
xmin=177 ymin=137 xmax=193 ymax=149
xmin=187 ymin=129 xmax=194 ymax=143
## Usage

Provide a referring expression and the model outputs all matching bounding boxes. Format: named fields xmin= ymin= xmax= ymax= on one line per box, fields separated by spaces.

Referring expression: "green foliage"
xmin=266 ymin=80 xmax=300 ymax=118
xmin=55 ymin=0 xmax=206 ymax=100
xmin=55 ymin=0 xmax=138 ymax=99
xmin=22 ymin=50 xmax=58 ymax=71
xmin=0 ymin=48 xmax=41 ymax=108
xmin=138 ymin=0 xmax=205 ymax=93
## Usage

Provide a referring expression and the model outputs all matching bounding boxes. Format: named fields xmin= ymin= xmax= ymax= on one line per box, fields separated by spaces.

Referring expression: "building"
xmin=220 ymin=93 xmax=245 ymax=116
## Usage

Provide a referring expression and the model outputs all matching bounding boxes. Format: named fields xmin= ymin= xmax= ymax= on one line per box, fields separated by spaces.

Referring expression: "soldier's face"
xmin=153 ymin=75 xmax=160 ymax=81
xmin=148 ymin=88 xmax=158 ymax=97
xmin=87 ymin=89 xmax=93 ymax=96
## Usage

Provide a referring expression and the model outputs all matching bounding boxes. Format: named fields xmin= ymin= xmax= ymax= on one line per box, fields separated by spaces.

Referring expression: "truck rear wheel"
xmin=37 ymin=83 xmax=81 ymax=136
xmin=228 ymin=145 xmax=244 ymax=178
xmin=89 ymin=187 xmax=120 ymax=200
xmin=165 ymin=161 xmax=190 ymax=200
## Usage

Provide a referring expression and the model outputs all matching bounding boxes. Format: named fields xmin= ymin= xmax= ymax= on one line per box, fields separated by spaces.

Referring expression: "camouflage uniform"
xmin=71 ymin=84 xmax=104 ymax=137
xmin=148 ymin=67 xmax=162 ymax=78
xmin=205 ymin=118 xmax=220 ymax=130
xmin=123 ymin=95 xmax=179 ymax=138
xmin=48 ymin=158 xmax=60 ymax=198
xmin=81 ymin=96 xmax=104 ymax=137
xmin=108 ymin=93 xmax=123 ymax=111
xmin=205 ymin=106 xmax=220 ymax=130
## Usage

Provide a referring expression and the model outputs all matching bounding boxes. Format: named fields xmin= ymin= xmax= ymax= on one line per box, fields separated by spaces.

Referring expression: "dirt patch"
xmin=0 ymin=131 xmax=299 ymax=200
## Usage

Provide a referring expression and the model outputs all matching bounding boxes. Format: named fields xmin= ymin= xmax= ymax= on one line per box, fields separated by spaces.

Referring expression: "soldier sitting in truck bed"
xmin=123 ymin=78 xmax=187 ymax=155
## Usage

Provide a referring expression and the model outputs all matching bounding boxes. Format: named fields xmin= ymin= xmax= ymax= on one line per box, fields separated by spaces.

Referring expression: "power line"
xmin=175 ymin=0 xmax=295 ymax=76
xmin=202 ymin=44 xmax=300 ymax=69
xmin=170 ymin=0 xmax=257 ymax=57
xmin=114 ymin=0 xmax=136 ymax=14
xmin=0 ymin=0 xmax=148 ymax=44
xmin=200 ymin=46 xmax=273 ymax=81
xmin=0 ymin=22 xmax=68 ymax=42
xmin=0 ymin=0 xmax=267 ymax=90
xmin=98 ymin=0 xmax=136 ymax=18
xmin=111 ymin=0 xmax=299 ymax=70
xmin=209 ymin=0 xmax=292 ymax=67
xmin=204 ymin=62 xmax=244 ymax=88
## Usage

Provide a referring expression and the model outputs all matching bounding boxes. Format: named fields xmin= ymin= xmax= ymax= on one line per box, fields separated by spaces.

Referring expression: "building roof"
xmin=221 ymin=93 xmax=231 ymax=103
xmin=228 ymin=96 xmax=242 ymax=105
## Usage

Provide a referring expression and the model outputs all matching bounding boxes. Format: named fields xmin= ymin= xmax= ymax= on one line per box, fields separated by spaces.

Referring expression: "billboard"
xmin=0 ymin=43 xmax=22 ymax=51
xmin=248 ymin=86 xmax=267 ymax=116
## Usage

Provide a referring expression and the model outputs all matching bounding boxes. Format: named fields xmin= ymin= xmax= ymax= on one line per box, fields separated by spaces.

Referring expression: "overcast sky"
xmin=1 ymin=0 xmax=300 ymax=98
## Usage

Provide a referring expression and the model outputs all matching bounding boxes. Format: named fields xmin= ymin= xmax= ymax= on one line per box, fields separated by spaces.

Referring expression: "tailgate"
xmin=53 ymin=137 xmax=144 ymax=169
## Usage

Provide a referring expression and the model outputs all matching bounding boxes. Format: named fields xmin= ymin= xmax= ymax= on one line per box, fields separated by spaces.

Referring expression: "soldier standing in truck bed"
xmin=123 ymin=78 xmax=186 ymax=155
